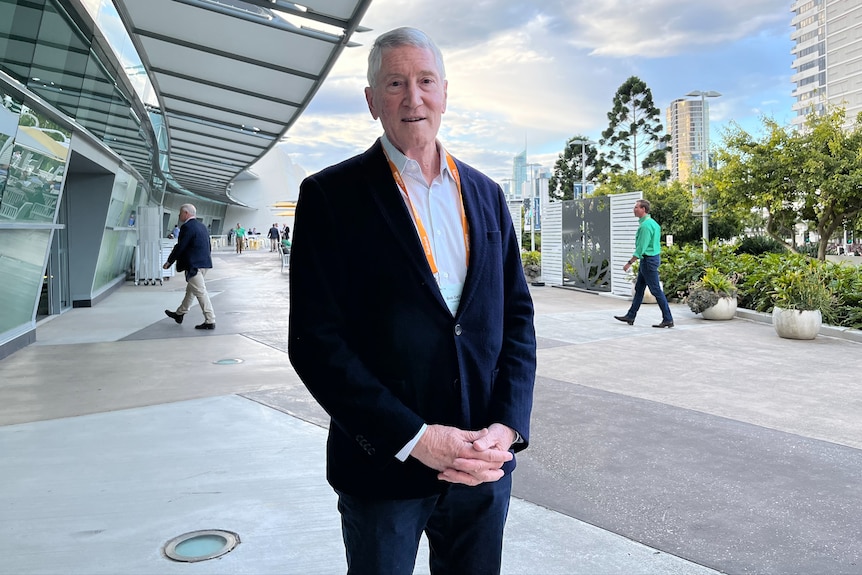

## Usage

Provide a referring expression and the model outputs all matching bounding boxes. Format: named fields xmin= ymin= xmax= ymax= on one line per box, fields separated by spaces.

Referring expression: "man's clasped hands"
xmin=411 ymin=423 xmax=517 ymax=486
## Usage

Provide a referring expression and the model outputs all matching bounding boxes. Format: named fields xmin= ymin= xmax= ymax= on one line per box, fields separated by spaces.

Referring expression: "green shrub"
xmin=660 ymin=244 xmax=862 ymax=329
xmin=736 ymin=235 xmax=787 ymax=256
xmin=521 ymin=251 xmax=541 ymax=267
xmin=687 ymin=268 xmax=738 ymax=314
xmin=660 ymin=241 xmax=738 ymax=301
xmin=522 ymin=250 xmax=541 ymax=280
xmin=771 ymin=263 xmax=836 ymax=321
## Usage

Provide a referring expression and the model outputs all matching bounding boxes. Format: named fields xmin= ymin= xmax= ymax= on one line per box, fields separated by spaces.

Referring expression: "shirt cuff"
xmin=395 ymin=423 xmax=427 ymax=462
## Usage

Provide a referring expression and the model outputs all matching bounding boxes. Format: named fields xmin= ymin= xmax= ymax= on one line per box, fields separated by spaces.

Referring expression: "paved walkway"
xmin=1 ymin=247 xmax=860 ymax=574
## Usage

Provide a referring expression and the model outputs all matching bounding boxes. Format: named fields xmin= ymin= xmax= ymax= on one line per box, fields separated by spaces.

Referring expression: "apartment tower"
xmin=665 ymin=98 xmax=709 ymax=183
xmin=791 ymin=0 xmax=862 ymax=127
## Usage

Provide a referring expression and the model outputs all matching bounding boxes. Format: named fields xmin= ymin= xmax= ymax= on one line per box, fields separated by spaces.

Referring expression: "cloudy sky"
xmin=279 ymin=0 xmax=795 ymax=183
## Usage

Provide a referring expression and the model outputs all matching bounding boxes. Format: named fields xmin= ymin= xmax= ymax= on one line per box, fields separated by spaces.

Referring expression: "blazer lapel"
xmin=452 ymin=159 xmax=486 ymax=318
xmin=360 ymin=142 xmax=449 ymax=310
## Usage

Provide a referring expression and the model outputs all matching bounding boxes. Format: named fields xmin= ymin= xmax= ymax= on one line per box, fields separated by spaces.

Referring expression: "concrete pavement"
xmin=1 ymin=246 xmax=860 ymax=574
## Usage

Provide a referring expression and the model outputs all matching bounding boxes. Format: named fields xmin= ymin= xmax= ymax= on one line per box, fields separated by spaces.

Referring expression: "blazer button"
xmin=454 ymin=324 xmax=462 ymax=336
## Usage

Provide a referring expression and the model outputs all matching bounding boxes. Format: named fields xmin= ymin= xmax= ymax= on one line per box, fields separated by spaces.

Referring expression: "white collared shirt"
xmin=381 ymin=134 xmax=467 ymax=316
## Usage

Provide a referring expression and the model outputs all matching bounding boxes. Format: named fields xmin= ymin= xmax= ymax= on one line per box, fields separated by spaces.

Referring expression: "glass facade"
xmin=1 ymin=0 xmax=155 ymax=181
xmin=0 ymin=0 xmax=161 ymax=348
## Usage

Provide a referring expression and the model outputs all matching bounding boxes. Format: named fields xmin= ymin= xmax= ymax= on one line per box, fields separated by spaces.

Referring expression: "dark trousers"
xmin=627 ymin=254 xmax=673 ymax=322
xmin=336 ymin=473 xmax=512 ymax=575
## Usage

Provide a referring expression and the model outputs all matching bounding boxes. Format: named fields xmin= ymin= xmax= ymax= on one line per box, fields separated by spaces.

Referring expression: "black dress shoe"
xmin=614 ymin=315 xmax=634 ymax=325
xmin=652 ymin=320 xmax=674 ymax=328
xmin=164 ymin=310 xmax=184 ymax=324
xmin=195 ymin=322 xmax=215 ymax=330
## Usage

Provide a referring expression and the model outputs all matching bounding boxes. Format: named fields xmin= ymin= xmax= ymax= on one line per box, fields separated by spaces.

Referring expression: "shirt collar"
xmin=380 ymin=134 xmax=453 ymax=182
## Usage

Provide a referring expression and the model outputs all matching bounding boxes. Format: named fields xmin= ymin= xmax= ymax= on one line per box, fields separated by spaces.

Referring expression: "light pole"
xmin=686 ymin=90 xmax=721 ymax=250
xmin=570 ymin=139 xmax=597 ymax=198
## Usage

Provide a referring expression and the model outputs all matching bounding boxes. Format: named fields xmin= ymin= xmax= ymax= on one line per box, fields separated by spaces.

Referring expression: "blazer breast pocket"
xmin=486 ymin=231 xmax=501 ymax=244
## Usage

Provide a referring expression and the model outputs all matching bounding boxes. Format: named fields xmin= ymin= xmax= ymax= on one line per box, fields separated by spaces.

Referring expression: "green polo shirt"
xmin=633 ymin=214 xmax=662 ymax=259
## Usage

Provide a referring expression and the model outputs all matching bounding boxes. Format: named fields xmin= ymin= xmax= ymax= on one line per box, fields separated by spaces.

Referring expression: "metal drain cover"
xmin=164 ymin=529 xmax=240 ymax=562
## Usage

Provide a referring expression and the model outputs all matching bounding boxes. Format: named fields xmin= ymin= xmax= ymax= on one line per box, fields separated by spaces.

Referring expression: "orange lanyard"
xmin=383 ymin=150 xmax=470 ymax=274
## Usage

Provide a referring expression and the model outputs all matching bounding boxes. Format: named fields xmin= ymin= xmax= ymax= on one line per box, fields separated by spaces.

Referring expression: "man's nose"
xmin=404 ymin=82 xmax=423 ymax=107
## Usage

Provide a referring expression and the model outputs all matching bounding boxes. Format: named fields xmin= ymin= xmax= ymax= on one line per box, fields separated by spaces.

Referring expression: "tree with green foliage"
xmin=548 ymin=135 xmax=599 ymax=201
xmin=596 ymin=76 xmax=670 ymax=178
xmin=708 ymin=107 xmax=862 ymax=260
xmin=599 ymin=172 xmax=741 ymax=245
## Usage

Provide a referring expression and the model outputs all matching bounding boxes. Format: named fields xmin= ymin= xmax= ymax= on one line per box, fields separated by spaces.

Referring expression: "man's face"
xmin=179 ymin=209 xmax=191 ymax=223
xmin=633 ymin=203 xmax=645 ymax=217
xmin=365 ymin=45 xmax=447 ymax=158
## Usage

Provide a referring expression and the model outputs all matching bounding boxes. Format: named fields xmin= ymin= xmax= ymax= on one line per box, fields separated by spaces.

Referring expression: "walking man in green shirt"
xmin=614 ymin=199 xmax=674 ymax=328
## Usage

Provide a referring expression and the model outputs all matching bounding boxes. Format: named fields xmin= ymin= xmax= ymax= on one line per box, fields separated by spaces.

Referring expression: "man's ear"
xmin=365 ymin=87 xmax=378 ymax=120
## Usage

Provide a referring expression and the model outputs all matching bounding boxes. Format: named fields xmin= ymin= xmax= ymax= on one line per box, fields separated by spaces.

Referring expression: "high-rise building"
xmin=512 ymin=150 xmax=527 ymax=200
xmin=665 ymin=98 xmax=708 ymax=183
xmin=791 ymin=0 xmax=862 ymax=127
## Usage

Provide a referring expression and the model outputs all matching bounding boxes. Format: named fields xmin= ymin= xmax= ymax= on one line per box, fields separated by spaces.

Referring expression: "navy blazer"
xmin=166 ymin=217 xmax=212 ymax=273
xmin=288 ymin=141 xmax=536 ymax=499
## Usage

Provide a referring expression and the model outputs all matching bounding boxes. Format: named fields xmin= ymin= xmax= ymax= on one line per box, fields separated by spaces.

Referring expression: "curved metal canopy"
xmin=113 ymin=0 xmax=372 ymax=203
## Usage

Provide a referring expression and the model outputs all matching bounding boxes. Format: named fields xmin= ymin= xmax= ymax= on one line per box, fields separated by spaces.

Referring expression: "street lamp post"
xmin=570 ymin=139 xmax=597 ymax=199
xmin=686 ymin=90 xmax=721 ymax=250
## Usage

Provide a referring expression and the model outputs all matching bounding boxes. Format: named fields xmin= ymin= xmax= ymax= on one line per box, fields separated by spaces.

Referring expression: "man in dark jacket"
xmin=288 ymin=27 xmax=535 ymax=575
xmin=163 ymin=204 xmax=215 ymax=330
xmin=267 ymin=223 xmax=280 ymax=252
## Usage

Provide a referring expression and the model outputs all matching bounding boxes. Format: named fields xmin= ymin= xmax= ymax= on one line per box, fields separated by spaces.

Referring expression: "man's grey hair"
xmin=180 ymin=203 xmax=196 ymax=216
xmin=636 ymin=199 xmax=651 ymax=213
xmin=366 ymin=27 xmax=446 ymax=88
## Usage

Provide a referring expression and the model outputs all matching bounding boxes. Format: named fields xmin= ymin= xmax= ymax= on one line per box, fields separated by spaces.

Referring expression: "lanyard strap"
xmin=383 ymin=150 xmax=470 ymax=275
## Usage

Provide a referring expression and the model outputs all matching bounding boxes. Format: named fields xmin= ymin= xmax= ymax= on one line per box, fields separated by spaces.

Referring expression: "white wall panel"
xmin=610 ymin=192 xmax=642 ymax=297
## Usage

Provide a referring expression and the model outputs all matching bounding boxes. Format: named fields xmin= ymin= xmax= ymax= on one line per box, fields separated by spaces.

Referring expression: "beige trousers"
xmin=176 ymin=269 xmax=215 ymax=323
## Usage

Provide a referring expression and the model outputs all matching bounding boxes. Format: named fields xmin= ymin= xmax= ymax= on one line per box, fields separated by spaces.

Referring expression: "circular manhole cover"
xmin=164 ymin=529 xmax=240 ymax=562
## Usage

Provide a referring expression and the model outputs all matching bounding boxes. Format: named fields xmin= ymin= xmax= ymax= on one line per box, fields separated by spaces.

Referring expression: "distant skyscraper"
xmin=791 ymin=0 xmax=862 ymax=127
xmin=665 ymin=98 xmax=708 ymax=182
xmin=512 ymin=150 xmax=527 ymax=199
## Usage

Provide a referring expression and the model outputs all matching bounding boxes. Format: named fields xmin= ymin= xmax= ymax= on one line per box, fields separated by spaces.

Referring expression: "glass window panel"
xmin=27 ymin=1 xmax=89 ymax=115
xmin=0 ymin=228 xmax=52 ymax=332
xmin=0 ymin=0 xmax=45 ymax=84
xmin=0 ymin=103 xmax=70 ymax=223
xmin=92 ymin=168 xmax=139 ymax=292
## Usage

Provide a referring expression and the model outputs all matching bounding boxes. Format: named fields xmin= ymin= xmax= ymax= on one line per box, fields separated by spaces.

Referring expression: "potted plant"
xmin=771 ymin=265 xmax=835 ymax=340
xmin=522 ymin=250 xmax=542 ymax=284
xmin=687 ymin=267 xmax=738 ymax=320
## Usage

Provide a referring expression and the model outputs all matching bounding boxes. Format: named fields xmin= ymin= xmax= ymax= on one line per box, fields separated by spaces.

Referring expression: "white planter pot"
xmin=772 ymin=307 xmax=821 ymax=340
xmin=701 ymin=296 xmax=737 ymax=320
xmin=631 ymin=281 xmax=663 ymax=304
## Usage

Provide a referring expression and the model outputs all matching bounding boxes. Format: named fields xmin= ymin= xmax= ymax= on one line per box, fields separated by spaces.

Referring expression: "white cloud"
xmin=278 ymin=0 xmax=795 ymax=184
xmin=563 ymin=0 xmax=790 ymax=58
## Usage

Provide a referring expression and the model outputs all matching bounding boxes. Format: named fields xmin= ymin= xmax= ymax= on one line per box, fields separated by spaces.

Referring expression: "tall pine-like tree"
xmin=597 ymin=76 xmax=670 ymax=178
